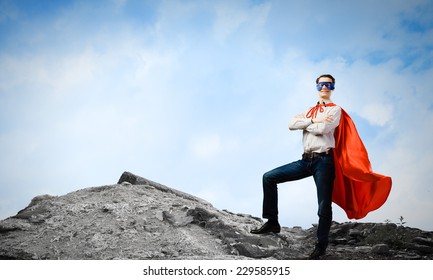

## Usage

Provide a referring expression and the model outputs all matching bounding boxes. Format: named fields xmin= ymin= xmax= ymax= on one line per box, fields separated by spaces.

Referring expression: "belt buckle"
xmin=303 ymin=152 xmax=314 ymax=159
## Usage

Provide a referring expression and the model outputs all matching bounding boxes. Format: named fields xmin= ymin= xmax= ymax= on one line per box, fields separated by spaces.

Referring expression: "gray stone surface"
xmin=1 ymin=172 xmax=432 ymax=260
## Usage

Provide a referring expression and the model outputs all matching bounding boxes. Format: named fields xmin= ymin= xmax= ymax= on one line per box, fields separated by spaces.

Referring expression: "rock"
xmin=349 ymin=229 xmax=362 ymax=237
xmin=413 ymin=237 xmax=433 ymax=247
xmin=117 ymin=171 xmax=212 ymax=206
xmin=407 ymin=243 xmax=433 ymax=254
xmin=372 ymin=244 xmax=390 ymax=255
xmin=0 ymin=172 xmax=432 ymax=260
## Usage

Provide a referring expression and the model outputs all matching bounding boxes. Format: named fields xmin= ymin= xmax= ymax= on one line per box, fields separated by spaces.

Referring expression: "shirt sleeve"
xmin=288 ymin=112 xmax=311 ymax=130
xmin=305 ymin=106 xmax=342 ymax=135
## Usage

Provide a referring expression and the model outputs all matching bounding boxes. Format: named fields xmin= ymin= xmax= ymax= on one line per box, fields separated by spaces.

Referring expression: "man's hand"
xmin=312 ymin=115 xmax=334 ymax=123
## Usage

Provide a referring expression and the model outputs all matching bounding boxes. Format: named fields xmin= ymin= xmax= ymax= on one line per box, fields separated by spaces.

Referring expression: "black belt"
xmin=302 ymin=149 xmax=333 ymax=159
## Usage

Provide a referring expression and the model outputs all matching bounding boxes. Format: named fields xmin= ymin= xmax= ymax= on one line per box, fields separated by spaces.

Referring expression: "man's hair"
xmin=316 ymin=74 xmax=335 ymax=84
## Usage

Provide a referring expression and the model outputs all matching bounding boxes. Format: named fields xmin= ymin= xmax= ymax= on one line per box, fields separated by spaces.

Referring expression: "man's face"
xmin=317 ymin=77 xmax=334 ymax=100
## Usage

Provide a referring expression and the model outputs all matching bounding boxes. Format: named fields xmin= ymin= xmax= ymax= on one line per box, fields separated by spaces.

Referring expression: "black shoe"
xmin=250 ymin=221 xmax=281 ymax=234
xmin=308 ymin=247 xmax=326 ymax=260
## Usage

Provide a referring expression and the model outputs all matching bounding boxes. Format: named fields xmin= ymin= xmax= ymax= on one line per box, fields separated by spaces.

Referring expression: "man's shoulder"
xmin=327 ymin=104 xmax=342 ymax=112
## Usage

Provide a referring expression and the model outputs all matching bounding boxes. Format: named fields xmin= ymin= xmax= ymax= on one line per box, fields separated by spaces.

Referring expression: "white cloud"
xmin=111 ymin=0 xmax=127 ymax=10
xmin=213 ymin=0 xmax=271 ymax=45
xmin=359 ymin=103 xmax=393 ymax=126
xmin=213 ymin=3 xmax=248 ymax=44
xmin=189 ymin=133 xmax=222 ymax=161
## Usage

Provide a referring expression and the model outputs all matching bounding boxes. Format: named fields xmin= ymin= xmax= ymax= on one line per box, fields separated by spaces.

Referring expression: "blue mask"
xmin=316 ymin=82 xmax=335 ymax=91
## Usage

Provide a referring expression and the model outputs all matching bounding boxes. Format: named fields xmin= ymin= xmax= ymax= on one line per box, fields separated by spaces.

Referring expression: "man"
xmin=250 ymin=74 xmax=341 ymax=259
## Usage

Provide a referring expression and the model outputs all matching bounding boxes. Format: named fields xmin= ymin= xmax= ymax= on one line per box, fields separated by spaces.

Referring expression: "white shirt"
xmin=288 ymin=101 xmax=342 ymax=153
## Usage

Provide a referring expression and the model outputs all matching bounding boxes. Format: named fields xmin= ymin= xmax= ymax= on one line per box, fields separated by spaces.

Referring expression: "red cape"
xmin=332 ymin=108 xmax=392 ymax=219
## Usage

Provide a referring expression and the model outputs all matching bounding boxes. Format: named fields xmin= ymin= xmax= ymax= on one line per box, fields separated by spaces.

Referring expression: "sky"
xmin=0 ymin=0 xmax=432 ymax=231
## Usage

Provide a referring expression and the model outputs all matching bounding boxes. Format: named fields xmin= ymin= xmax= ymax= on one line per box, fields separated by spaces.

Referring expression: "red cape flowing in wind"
xmin=332 ymin=108 xmax=392 ymax=219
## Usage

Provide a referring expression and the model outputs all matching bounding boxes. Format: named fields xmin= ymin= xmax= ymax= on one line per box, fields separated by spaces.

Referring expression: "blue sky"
xmin=1 ymin=0 xmax=432 ymax=231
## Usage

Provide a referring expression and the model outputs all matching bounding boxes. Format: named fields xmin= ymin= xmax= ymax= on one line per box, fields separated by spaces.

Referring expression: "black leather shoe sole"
xmin=250 ymin=223 xmax=281 ymax=234
xmin=308 ymin=248 xmax=326 ymax=260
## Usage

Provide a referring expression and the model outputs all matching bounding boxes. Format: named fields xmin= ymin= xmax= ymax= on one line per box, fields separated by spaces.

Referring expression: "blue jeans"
xmin=262 ymin=154 xmax=335 ymax=249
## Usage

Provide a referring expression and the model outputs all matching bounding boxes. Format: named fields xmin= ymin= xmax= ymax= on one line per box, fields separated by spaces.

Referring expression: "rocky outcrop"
xmin=0 ymin=172 xmax=432 ymax=260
